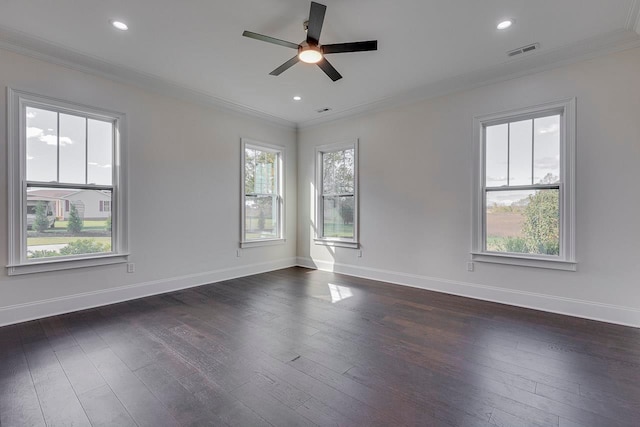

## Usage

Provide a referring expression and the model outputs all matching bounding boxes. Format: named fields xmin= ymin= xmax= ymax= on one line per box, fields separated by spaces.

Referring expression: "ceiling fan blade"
xmin=306 ymin=2 xmax=326 ymax=45
xmin=242 ymin=31 xmax=300 ymax=50
xmin=317 ymin=58 xmax=342 ymax=81
xmin=269 ymin=56 xmax=300 ymax=76
xmin=322 ymin=40 xmax=378 ymax=54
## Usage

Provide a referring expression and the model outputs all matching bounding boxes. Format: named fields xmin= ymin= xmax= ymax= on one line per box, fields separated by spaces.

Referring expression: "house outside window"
xmin=7 ymin=89 xmax=128 ymax=275
xmin=315 ymin=140 xmax=359 ymax=248
xmin=240 ymin=139 xmax=285 ymax=248
xmin=472 ymin=99 xmax=576 ymax=270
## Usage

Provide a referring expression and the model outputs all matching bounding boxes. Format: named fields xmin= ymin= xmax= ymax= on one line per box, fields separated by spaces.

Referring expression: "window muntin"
xmin=315 ymin=141 xmax=358 ymax=247
xmin=473 ymin=99 xmax=575 ymax=269
xmin=8 ymin=89 xmax=128 ymax=274
xmin=241 ymin=140 xmax=284 ymax=246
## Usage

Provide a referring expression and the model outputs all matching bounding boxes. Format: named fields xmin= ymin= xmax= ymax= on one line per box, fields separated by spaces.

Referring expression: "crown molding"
xmin=298 ymin=29 xmax=640 ymax=129
xmin=0 ymin=26 xmax=296 ymax=130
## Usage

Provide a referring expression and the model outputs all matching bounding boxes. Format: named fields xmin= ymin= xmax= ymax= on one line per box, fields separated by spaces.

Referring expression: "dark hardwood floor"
xmin=1 ymin=267 xmax=639 ymax=427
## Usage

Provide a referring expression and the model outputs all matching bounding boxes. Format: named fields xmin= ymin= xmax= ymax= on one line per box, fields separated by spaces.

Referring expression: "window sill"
xmin=7 ymin=253 xmax=129 ymax=276
xmin=471 ymin=252 xmax=576 ymax=271
xmin=314 ymin=238 xmax=359 ymax=249
xmin=240 ymin=239 xmax=286 ymax=249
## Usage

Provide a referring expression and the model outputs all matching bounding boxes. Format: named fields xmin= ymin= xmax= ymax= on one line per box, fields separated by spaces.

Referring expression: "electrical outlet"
xmin=357 ymin=250 xmax=363 ymax=258
xmin=237 ymin=249 xmax=242 ymax=258
xmin=127 ymin=263 xmax=135 ymax=273
xmin=467 ymin=262 xmax=474 ymax=272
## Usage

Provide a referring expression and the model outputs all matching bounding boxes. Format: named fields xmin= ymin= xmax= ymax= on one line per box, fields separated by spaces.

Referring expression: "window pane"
xmin=245 ymin=195 xmax=277 ymax=240
xmin=323 ymin=195 xmax=355 ymax=238
xmin=338 ymin=148 xmax=355 ymax=194
xmin=322 ymin=151 xmax=337 ymax=194
xmin=323 ymin=149 xmax=354 ymax=195
xmin=244 ymin=148 xmax=256 ymax=194
xmin=59 ymin=113 xmax=87 ymax=184
xmin=509 ymin=119 xmax=533 ymax=186
xmin=485 ymin=124 xmax=508 ymax=187
xmin=486 ymin=189 xmax=559 ymax=255
xmin=534 ymin=115 xmax=561 ymax=184
xmin=26 ymin=107 xmax=58 ymax=182
xmin=254 ymin=150 xmax=276 ymax=194
xmin=26 ymin=186 xmax=113 ymax=259
xmin=87 ymin=119 xmax=113 ymax=185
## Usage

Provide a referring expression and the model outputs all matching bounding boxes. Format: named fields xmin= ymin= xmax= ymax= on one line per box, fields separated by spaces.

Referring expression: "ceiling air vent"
xmin=507 ymin=43 xmax=540 ymax=58
xmin=316 ymin=107 xmax=332 ymax=113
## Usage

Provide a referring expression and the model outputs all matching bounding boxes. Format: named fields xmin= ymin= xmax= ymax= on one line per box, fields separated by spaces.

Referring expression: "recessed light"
xmin=110 ymin=20 xmax=129 ymax=31
xmin=497 ymin=19 xmax=514 ymax=30
xmin=293 ymin=96 xmax=302 ymax=101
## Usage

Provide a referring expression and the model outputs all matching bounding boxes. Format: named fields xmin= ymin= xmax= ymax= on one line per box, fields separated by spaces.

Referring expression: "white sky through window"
xmin=26 ymin=107 xmax=57 ymax=182
xmin=25 ymin=107 xmax=113 ymax=185
xmin=59 ymin=113 xmax=86 ymax=184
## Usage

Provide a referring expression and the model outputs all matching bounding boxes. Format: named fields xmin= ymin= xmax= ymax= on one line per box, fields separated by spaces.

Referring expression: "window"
xmin=241 ymin=139 xmax=284 ymax=248
xmin=315 ymin=140 xmax=359 ymax=248
xmin=7 ymin=89 xmax=128 ymax=275
xmin=472 ymin=99 xmax=576 ymax=270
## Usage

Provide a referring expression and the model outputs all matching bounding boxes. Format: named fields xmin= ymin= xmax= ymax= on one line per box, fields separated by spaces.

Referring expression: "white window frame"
xmin=7 ymin=88 xmax=129 ymax=275
xmin=240 ymin=138 xmax=285 ymax=248
xmin=314 ymin=140 xmax=359 ymax=249
xmin=472 ymin=98 xmax=576 ymax=271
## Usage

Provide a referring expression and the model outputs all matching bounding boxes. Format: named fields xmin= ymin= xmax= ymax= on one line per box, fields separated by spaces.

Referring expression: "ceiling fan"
xmin=242 ymin=1 xmax=377 ymax=81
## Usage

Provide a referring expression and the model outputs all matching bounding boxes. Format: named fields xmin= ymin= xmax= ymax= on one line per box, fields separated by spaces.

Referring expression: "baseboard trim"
xmin=296 ymin=257 xmax=640 ymax=328
xmin=0 ymin=258 xmax=297 ymax=327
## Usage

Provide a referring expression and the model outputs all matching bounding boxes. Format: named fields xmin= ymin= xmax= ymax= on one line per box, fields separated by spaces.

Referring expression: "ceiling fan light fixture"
xmin=299 ymin=47 xmax=323 ymax=64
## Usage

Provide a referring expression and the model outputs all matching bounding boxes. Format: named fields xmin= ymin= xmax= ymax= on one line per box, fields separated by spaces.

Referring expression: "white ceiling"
xmin=1 ymin=0 xmax=639 ymax=127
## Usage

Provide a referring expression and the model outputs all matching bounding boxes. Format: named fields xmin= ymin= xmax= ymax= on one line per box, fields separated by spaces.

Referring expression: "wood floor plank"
xmin=77 ymin=384 xmax=137 ymax=427
xmin=179 ymin=372 xmax=271 ymax=427
xmin=0 ymin=345 xmax=46 ymax=427
xmin=134 ymin=363 xmax=229 ymax=426
xmin=295 ymin=397 xmax=360 ymax=427
xmin=54 ymin=345 xmax=106 ymax=395
xmin=22 ymin=341 xmax=91 ymax=427
xmin=230 ymin=381 xmax=317 ymax=427
xmin=40 ymin=317 xmax=79 ymax=352
xmin=535 ymin=383 xmax=640 ymax=426
xmin=87 ymin=347 xmax=180 ymax=427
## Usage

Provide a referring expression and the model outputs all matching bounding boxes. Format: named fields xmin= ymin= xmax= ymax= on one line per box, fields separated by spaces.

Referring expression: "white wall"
xmin=0 ymin=48 xmax=297 ymax=325
xmin=298 ymin=47 xmax=640 ymax=327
